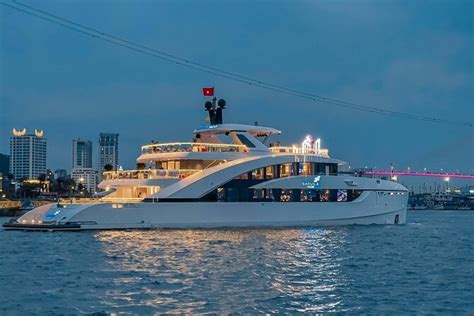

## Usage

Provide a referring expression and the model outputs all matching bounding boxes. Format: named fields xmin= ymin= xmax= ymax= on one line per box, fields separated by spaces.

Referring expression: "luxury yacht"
xmin=4 ymin=95 xmax=408 ymax=231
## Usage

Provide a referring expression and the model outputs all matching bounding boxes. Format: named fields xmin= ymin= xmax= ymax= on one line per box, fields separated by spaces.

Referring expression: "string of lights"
xmin=2 ymin=0 xmax=472 ymax=128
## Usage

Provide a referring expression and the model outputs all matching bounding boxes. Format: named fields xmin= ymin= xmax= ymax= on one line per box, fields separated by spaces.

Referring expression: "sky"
xmin=1 ymin=0 xmax=473 ymax=190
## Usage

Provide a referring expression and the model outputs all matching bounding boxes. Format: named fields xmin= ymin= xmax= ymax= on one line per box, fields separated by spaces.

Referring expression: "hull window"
xmin=206 ymin=187 xmax=364 ymax=203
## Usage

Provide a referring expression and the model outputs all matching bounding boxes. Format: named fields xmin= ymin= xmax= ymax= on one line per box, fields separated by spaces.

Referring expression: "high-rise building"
xmin=0 ymin=153 xmax=9 ymax=176
xmin=72 ymin=139 xmax=92 ymax=169
xmin=9 ymin=128 xmax=47 ymax=180
xmin=0 ymin=154 xmax=11 ymax=197
xmin=71 ymin=167 xmax=98 ymax=193
xmin=98 ymin=133 xmax=119 ymax=177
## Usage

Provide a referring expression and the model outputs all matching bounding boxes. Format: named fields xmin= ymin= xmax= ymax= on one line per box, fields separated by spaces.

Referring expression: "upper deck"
xmin=138 ymin=122 xmax=329 ymax=161
xmin=141 ymin=142 xmax=248 ymax=155
xmin=105 ymin=97 xmax=332 ymax=188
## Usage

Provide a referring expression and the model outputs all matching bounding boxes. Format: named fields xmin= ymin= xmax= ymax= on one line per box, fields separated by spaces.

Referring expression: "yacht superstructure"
xmin=4 ymin=94 xmax=408 ymax=231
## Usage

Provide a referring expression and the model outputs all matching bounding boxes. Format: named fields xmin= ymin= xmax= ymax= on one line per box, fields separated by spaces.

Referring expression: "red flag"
xmin=202 ymin=87 xmax=214 ymax=96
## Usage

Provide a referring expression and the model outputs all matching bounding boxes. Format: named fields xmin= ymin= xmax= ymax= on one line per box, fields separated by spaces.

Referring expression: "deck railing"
xmin=141 ymin=142 xmax=248 ymax=154
xmin=269 ymin=146 xmax=329 ymax=157
xmin=102 ymin=169 xmax=200 ymax=180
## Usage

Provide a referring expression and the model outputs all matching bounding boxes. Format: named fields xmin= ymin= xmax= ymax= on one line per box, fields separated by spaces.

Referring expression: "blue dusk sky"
xmin=1 ymin=0 xmax=473 ymax=188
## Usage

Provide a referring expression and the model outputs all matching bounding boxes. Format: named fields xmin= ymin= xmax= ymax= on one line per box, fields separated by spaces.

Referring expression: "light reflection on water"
xmin=1 ymin=211 xmax=473 ymax=314
xmin=96 ymin=228 xmax=350 ymax=313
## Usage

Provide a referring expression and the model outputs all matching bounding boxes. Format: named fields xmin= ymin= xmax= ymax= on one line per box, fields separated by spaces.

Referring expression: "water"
xmin=0 ymin=210 xmax=473 ymax=314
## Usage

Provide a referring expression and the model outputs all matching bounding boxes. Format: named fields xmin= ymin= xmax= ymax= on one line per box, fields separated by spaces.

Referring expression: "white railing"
xmin=102 ymin=169 xmax=200 ymax=180
xmin=141 ymin=142 xmax=248 ymax=154
xmin=269 ymin=146 xmax=329 ymax=157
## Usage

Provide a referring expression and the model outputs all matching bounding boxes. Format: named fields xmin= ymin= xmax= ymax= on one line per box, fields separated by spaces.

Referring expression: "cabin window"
xmin=217 ymin=187 xmax=225 ymax=201
xmin=301 ymin=189 xmax=319 ymax=202
xmin=280 ymin=189 xmax=292 ymax=202
xmin=167 ymin=161 xmax=180 ymax=170
xmin=253 ymin=189 xmax=265 ymax=200
xmin=337 ymin=189 xmax=348 ymax=202
xmin=314 ymin=163 xmax=337 ymax=175
xmin=347 ymin=190 xmax=363 ymax=201
xmin=194 ymin=187 xmax=365 ymax=203
xmin=252 ymin=168 xmax=265 ymax=180
xmin=280 ymin=163 xmax=294 ymax=177
xmin=265 ymin=166 xmax=274 ymax=179
xmin=320 ymin=189 xmax=330 ymax=202
xmin=299 ymin=163 xmax=314 ymax=175
xmin=235 ymin=173 xmax=249 ymax=180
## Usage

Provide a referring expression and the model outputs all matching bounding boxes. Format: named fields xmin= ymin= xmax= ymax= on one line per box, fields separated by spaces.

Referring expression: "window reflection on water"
xmin=95 ymin=228 xmax=350 ymax=313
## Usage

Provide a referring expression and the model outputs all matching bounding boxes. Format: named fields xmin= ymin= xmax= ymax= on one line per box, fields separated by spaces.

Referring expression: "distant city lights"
xmin=366 ymin=171 xmax=474 ymax=179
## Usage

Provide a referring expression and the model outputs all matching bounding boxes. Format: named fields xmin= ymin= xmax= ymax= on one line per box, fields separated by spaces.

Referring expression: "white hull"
xmin=5 ymin=191 xmax=407 ymax=230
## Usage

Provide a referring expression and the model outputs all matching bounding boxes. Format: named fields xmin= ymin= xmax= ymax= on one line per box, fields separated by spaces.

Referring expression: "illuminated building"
xmin=98 ymin=133 xmax=119 ymax=179
xmin=72 ymin=139 xmax=92 ymax=169
xmin=71 ymin=167 xmax=97 ymax=193
xmin=9 ymin=128 xmax=47 ymax=180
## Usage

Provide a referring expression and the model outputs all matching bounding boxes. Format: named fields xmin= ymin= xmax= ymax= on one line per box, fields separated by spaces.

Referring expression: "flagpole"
xmin=212 ymin=84 xmax=216 ymax=108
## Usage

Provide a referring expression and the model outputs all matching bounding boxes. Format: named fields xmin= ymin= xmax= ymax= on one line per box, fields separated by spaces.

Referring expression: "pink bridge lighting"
xmin=365 ymin=171 xmax=474 ymax=179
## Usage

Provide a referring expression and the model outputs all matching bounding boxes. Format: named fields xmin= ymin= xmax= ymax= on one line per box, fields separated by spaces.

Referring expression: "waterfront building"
xmin=98 ymin=133 xmax=119 ymax=179
xmin=72 ymin=139 xmax=93 ymax=169
xmin=0 ymin=153 xmax=9 ymax=176
xmin=71 ymin=167 xmax=98 ymax=193
xmin=54 ymin=169 xmax=68 ymax=179
xmin=9 ymin=129 xmax=47 ymax=180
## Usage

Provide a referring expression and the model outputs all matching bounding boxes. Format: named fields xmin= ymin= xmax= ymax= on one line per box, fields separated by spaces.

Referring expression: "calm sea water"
xmin=0 ymin=210 xmax=473 ymax=314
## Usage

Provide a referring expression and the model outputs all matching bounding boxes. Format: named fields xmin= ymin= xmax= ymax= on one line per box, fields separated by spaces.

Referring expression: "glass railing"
xmin=141 ymin=142 xmax=248 ymax=154
xmin=269 ymin=146 xmax=329 ymax=157
xmin=102 ymin=169 xmax=201 ymax=180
